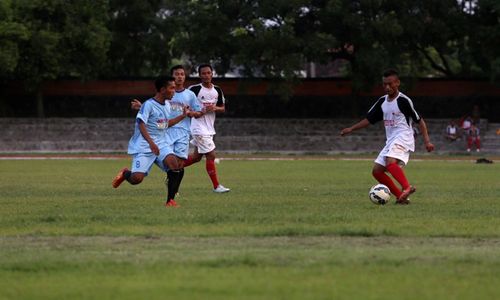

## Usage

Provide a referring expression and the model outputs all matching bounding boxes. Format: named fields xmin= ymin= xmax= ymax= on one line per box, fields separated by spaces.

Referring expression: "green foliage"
xmin=0 ymin=0 xmax=28 ymax=76
xmin=104 ymin=0 xmax=174 ymax=77
xmin=0 ymin=0 xmax=498 ymax=97
xmin=9 ymin=0 xmax=110 ymax=87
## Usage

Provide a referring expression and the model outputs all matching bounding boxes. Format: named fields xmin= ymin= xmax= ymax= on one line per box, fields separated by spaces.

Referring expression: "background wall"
xmin=1 ymin=78 xmax=499 ymax=120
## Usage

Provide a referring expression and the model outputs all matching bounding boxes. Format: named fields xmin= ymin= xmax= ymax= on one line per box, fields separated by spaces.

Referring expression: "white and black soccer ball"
xmin=369 ymin=184 xmax=391 ymax=205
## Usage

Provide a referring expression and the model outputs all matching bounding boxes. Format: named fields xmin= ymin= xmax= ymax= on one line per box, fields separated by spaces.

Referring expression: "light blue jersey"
xmin=127 ymin=98 xmax=170 ymax=154
xmin=169 ymin=89 xmax=202 ymax=132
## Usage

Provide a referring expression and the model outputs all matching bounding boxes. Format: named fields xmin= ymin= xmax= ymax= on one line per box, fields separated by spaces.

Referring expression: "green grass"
xmin=0 ymin=158 xmax=499 ymax=299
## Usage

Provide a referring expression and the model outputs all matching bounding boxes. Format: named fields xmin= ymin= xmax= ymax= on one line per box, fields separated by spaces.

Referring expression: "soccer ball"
xmin=369 ymin=184 xmax=391 ymax=205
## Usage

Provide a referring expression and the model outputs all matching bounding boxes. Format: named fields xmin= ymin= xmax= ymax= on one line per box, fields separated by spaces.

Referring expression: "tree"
xmin=105 ymin=0 xmax=177 ymax=77
xmin=10 ymin=0 xmax=110 ymax=117
xmin=0 ymin=0 xmax=29 ymax=77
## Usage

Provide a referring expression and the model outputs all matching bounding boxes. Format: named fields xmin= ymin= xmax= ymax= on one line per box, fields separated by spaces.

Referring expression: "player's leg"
xmin=372 ymin=145 xmax=402 ymax=198
xmin=163 ymin=154 xmax=184 ymax=207
xmin=206 ymin=150 xmax=229 ymax=192
xmin=371 ymin=163 xmax=402 ymax=199
xmin=184 ymin=136 xmax=204 ymax=167
xmin=162 ymin=129 xmax=190 ymax=206
xmin=196 ymin=135 xmax=230 ymax=193
xmin=383 ymin=144 xmax=415 ymax=202
xmin=183 ymin=147 xmax=203 ymax=167
xmin=112 ymin=153 xmax=153 ymax=188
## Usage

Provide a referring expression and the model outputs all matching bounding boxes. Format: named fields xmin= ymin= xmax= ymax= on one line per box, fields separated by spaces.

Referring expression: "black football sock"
xmin=173 ymin=168 xmax=184 ymax=195
xmin=166 ymin=170 xmax=180 ymax=200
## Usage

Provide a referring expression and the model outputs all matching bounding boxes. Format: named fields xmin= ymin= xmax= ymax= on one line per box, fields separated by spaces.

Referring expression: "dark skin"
xmin=340 ymin=74 xmax=435 ymax=174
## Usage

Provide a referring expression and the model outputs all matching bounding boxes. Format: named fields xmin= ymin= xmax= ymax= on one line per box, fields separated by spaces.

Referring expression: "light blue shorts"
xmin=130 ymin=147 xmax=169 ymax=175
xmin=165 ymin=127 xmax=190 ymax=159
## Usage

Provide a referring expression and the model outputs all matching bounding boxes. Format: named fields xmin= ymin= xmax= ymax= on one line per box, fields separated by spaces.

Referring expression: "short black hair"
xmin=198 ymin=63 xmax=213 ymax=74
xmin=154 ymin=76 xmax=174 ymax=92
xmin=383 ymin=69 xmax=399 ymax=78
xmin=170 ymin=65 xmax=185 ymax=75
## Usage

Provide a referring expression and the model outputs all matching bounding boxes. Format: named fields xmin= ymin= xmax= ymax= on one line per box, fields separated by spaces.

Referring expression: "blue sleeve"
xmin=137 ymin=101 xmax=151 ymax=124
xmin=190 ymin=93 xmax=202 ymax=112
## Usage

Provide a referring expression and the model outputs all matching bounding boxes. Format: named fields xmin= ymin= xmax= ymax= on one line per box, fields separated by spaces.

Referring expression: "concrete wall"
xmin=1 ymin=118 xmax=498 ymax=154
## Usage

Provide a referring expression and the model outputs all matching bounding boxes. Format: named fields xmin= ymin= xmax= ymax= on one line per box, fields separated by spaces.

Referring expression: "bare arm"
xmin=340 ymin=118 xmax=371 ymax=136
xmin=188 ymin=110 xmax=204 ymax=118
xmin=418 ymin=118 xmax=435 ymax=152
xmin=204 ymin=104 xmax=225 ymax=114
xmin=131 ymin=99 xmax=142 ymax=111
xmin=138 ymin=120 xmax=159 ymax=155
xmin=167 ymin=106 xmax=190 ymax=127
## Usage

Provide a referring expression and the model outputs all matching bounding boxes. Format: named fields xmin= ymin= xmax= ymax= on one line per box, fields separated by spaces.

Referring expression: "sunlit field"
xmin=1 ymin=157 xmax=499 ymax=299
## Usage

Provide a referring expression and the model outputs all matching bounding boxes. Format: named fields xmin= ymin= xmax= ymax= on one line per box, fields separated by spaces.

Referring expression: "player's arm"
xmin=167 ymin=106 xmax=190 ymax=127
xmin=212 ymin=86 xmax=226 ymax=113
xmin=131 ymin=99 xmax=142 ymax=111
xmin=340 ymin=118 xmax=371 ymax=136
xmin=341 ymin=97 xmax=383 ymax=136
xmin=138 ymin=120 xmax=159 ymax=155
xmin=188 ymin=109 xmax=204 ymax=118
xmin=186 ymin=90 xmax=205 ymax=118
xmin=213 ymin=104 xmax=225 ymax=113
xmin=417 ymin=118 xmax=435 ymax=152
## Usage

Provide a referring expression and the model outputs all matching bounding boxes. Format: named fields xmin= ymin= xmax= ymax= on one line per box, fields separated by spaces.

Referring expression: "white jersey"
xmin=366 ymin=92 xmax=421 ymax=151
xmin=188 ymin=83 xmax=225 ymax=135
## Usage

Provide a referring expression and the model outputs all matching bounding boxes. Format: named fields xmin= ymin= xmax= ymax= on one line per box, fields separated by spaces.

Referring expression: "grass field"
xmin=1 ymin=157 xmax=499 ymax=299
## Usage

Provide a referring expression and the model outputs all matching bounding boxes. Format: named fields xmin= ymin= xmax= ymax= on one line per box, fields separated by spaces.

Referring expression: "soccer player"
xmin=112 ymin=76 xmax=190 ymax=207
xmin=131 ymin=65 xmax=203 ymax=203
xmin=184 ymin=64 xmax=230 ymax=193
xmin=340 ymin=69 xmax=435 ymax=204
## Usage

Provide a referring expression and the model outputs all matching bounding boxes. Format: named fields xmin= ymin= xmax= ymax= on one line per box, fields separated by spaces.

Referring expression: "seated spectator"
xmin=467 ymin=123 xmax=481 ymax=152
xmin=445 ymin=120 xmax=459 ymax=141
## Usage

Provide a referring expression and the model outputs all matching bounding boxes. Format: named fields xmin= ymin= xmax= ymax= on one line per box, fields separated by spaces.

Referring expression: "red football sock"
xmin=206 ymin=159 xmax=219 ymax=189
xmin=386 ymin=163 xmax=410 ymax=190
xmin=372 ymin=170 xmax=402 ymax=199
xmin=183 ymin=155 xmax=195 ymax=168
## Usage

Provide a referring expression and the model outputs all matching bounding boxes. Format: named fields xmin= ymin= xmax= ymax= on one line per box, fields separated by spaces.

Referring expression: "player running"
xmin=340 ymin=69 xmax=435 ymax=204
xmin=130 ymin=65 xmax=203 ymax=205
xmin=184 ymin=64 xmax=230 ymax=193
xmin=112 ymin=76 xmax=190 ymax=207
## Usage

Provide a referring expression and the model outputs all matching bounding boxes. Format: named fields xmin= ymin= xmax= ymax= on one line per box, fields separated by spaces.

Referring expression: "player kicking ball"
xmin=112 ymin=76 xmax=189 ymax=207
xmin=340 ymin=69 xmax=434 ymax=204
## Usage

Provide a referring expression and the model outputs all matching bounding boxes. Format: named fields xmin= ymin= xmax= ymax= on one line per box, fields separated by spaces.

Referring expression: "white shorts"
xmin=190 ymin=135 xmax=216 ymax=154
xmin=374 ymin=142 xmax=410 ymax=167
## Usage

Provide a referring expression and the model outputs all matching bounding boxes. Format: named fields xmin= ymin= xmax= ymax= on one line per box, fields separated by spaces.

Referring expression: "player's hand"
xmin=149 ymin=143 xmax=159 ymax=155
xmin=204 ymin=104 xmax=216 ymax=113
xmin=131 ymin=99 xmax=142 ymax=111
xmin=425 ymin=142 xmax=435 ymax=152
xmin=183 ymin=106 xmax=191 ymax=117
xmin=340 ymin=128 xmax=352 ymax=136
